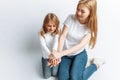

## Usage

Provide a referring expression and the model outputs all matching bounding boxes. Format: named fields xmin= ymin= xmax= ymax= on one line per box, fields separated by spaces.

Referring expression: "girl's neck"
xmin=47 ymin=32 xmax=52 ymax=34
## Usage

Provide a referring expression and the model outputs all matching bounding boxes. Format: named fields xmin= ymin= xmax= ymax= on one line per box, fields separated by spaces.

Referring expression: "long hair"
xmin=76 ymin=0 xmax=97 ymax=48
xmin=40 ymin=13 xmax=60 ymax=38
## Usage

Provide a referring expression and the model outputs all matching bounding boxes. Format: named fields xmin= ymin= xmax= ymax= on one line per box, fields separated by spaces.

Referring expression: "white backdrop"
xmin=0 ymin=0 xmax=120 ymax=80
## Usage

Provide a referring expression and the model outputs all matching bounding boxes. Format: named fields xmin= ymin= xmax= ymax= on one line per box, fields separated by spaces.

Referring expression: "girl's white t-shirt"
xmin=39 ymin=32 xmax=59 ymax=59
xmin=63 ymin=14 xmax=90 ymax=56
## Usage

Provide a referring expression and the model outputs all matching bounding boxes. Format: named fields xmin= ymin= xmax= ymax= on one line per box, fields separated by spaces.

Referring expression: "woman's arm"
xmin=53 ymin=33 xmax=91 ymax=58
xmin=62 ymin=33 xmax=91 ymax=56
xmin=58 ymin=25 xmax=69 ymax=52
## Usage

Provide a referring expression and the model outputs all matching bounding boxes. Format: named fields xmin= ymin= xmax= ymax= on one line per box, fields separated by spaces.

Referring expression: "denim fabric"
xmin=42 ymin=57 xmax=59 ymax=79
xmin=82 ymin=64 xmax=97 ymax=80
xmin=58 ymin=49 xmax=97 ymax=80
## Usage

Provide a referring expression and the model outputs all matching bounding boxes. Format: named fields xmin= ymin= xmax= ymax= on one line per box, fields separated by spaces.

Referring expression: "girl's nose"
xmin=51 ymin=26 xmax=54 ymax=30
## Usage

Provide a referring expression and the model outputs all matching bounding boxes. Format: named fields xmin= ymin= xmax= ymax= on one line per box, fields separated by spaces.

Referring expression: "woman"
xmin=49 ymin=0 xmax=105 ymax=80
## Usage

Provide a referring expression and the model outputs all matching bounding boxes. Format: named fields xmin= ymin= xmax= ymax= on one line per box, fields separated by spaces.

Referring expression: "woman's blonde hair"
xmin=76 ymin=0 xmax=97 ymax=48
xmin=40 ymin=13 xmax=60 ymax=38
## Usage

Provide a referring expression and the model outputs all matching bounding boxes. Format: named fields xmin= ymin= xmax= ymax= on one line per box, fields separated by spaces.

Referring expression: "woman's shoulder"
xmin=67 ymin=14 xmax=76 ymax=19
xmin=66 ymin=14 xmax=77 ymax=22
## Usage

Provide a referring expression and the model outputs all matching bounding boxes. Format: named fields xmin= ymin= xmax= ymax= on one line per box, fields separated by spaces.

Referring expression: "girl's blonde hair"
xmin=40 ymin=13 xmax=60 ymax=38
xmin=76 ymin=0 xmax=97 ymax=48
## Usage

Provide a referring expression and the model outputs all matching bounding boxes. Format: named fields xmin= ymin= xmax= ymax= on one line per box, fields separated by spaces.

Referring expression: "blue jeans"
xmin=42 ymin=57 xmax=59 ymax=79
xmin=58 ymin=49 xmax=97 ymax=80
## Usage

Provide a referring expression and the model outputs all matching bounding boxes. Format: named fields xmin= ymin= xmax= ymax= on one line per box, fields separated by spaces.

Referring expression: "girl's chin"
xmin=50 ymin=31 xmax=54 ymax=33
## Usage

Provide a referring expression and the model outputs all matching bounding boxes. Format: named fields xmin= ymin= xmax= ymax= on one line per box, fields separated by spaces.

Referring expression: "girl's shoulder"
xmin=39 ymin=32 xmax=46 ymax=39
xmin=39 ymin=28 xmax=47 ymax=38
xmin=38 ymin=32 xmax=43 ymax=38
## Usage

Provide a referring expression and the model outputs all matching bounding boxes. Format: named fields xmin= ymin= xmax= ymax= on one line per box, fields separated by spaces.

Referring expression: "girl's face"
xmin=76 ymin=4 xmax=90 ymax=23
xmin=46 ymin=20 xmax=56 ymax=33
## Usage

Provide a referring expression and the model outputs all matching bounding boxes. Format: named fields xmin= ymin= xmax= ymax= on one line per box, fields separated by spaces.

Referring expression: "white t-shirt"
xmin=63 ymin=14 xmax=90 ymax=56
xmin=39 ymin=32 xmax=59 ymax=59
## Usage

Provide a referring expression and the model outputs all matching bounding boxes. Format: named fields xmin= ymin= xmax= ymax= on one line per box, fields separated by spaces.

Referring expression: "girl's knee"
xmin=43 ymin=73 xmax=51 ymax=79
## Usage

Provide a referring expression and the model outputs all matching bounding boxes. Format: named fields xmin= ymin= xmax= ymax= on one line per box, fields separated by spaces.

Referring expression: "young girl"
xmin=39 ymin=13 xmax=60 ymax=79
xmin=50 ymin=0 xmax=105 ymax=80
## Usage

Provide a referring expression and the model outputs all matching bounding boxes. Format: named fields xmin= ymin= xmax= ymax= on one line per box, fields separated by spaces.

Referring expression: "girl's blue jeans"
xmin=42 ymin=57 xmax=59 ymax=79
xmin=58 ymin=49 xmax=97 ymax=80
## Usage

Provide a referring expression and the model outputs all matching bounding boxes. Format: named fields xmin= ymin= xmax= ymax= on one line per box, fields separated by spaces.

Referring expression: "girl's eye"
xmin=53 ymin=25 xmax=56 ymax=27
xmin=81 ymin=10 xmax=85 ymax=13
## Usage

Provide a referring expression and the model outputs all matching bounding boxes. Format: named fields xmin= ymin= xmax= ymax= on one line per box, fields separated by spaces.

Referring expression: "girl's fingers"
xmin=49 ymin=54 xmax=54 ymax=59
xmin=47 ymin=62 xmax=51 ymax=66
xmin=54 ymin=60 xmax=57 ymax=66
xmin=49 ymin=64 xmax=53 ymax=68
xmin=48 ymin=58 xmax=61 ymax=67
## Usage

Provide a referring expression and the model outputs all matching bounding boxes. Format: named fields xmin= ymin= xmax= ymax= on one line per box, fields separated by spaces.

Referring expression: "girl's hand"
xmin=49 ymin=53 xmax=55 ymax=60
xmin=48 ymin=58 xmax=61 ymax=67
xmin=48 ymin=59 xmax=55 ymax=67
xmin=49 ymin=50 xmax=57 ymax=60
xmin=52 ymin=58 xmax=61 ymax=67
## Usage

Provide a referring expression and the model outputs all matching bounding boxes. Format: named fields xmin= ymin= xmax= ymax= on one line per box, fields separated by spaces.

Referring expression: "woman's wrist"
xmin=60 ymin=52 xmax=65 ymax=57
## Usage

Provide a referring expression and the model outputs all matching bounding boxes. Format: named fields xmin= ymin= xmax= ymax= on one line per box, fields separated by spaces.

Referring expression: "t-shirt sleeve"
xmin=84 ymin=28 xmax=91 ymax=35
xmin=63 ymin=15 xmax=72 ymax=28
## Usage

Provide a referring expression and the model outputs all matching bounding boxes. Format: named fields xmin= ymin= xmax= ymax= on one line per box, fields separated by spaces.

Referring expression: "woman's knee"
xmin=77 ymin=50 xmax=88 ymax=63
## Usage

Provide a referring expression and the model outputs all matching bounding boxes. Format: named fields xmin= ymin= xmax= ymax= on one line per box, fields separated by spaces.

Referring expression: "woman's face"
xmin=76 ymin=4 xmax=90 ymax=23
xmin=45 ymin=20 xmax=56 ymax=33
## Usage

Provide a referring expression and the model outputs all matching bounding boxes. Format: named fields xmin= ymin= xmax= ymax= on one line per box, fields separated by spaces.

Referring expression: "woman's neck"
xmin=79 ymin=20 xmax=86 ymax=24
xmin=79 ymin=19 xmax=88 ymax=24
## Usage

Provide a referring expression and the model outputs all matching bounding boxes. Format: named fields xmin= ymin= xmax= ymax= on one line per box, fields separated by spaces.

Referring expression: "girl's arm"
xmin=39 ymin=36 xmax=51 ymax=57
xmin=52 ymin=34 xmax=59 ymax=52
xmin=48 ymin=25 xmax=68 ymax=67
